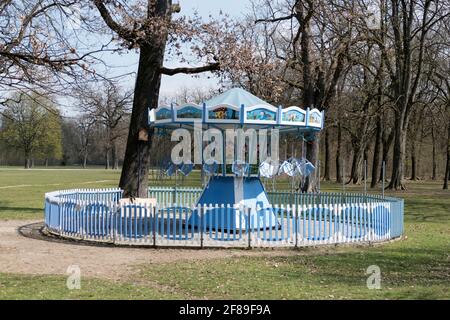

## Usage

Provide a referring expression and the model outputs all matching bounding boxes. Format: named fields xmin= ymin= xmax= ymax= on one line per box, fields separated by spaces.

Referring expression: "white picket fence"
xmin=44 ymin=187 xmax=404 ymax=248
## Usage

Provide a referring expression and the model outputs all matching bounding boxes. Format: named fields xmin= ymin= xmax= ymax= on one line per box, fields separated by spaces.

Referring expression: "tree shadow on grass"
xmin=268 ymin=247 xmax=450 ymax=290
xmin=0 ymin=206 xmax=41 ymax=213
xmin=139 ymin=245 xmax=450 ymax=300
xmin=403 ymin=197 xmax=450 ymax=223
xmin=0 ymin=200 xmax=42 ymax=219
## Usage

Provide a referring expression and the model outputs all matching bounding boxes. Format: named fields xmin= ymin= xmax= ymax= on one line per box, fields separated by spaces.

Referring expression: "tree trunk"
xmin=409 ymin=110 xmax=424 ymax=180
xmin=105 ymin=148 xmax=110 ymax=170
xmin=323 ymin=129 xmax=331 ymax=181
xmin=302 ymin=136 xmax=319 ymax=192
xmin=371 ymin=15 xmax=385 ymax=188
xmin=335 ymin=122 xmax=342 ymax=184
xmin=294 ymin=0 xmax=344 ymax=191
xmin=388 ymin=115 xmax=407 ymax=190
xmin=297 ymin=3 xmax=317 ymax=193
xmin=112 ymin=142 xmax=119 ymax=170
xmin=444 ymin=154 xmax=450 ymax=190
xmin=82 ymin=154 xmax=87 ymax=169
xmin=410 ymin=142 xmax=417 ymax=180
xmin=431 ymin=126 xmax=437 ymax=180
xmin=45 ymin=158 xmax=49 ymax=167
xmin=24 ymin=157 xmax=31 ymax=169
xmin=379 ymin=129 xmax=394 ymax=182
xmin=371 ymin=116 xmax=382 ymax=188
xmin=386 ymin=0 xmax=431 ymax=189
xmin=348 ymin=147 xmax=363 ymax=184
xmin=444 ymin=123 xmax=450 ymax=190
xmin=119 ymin=43 xmax=166 ymax=197
xmin=363 ymin=147 xmax=368 ymax=181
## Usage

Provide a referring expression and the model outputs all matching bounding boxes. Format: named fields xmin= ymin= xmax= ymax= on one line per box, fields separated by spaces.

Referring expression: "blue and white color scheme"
xmin=42 ymin=88 xmax=405 ymax=247
xmin=188 ymin=177 xmax=280 ymax=231
xmin=153 ymin=105 xmax=173 ymax=123
xmin=148 ymin=88 xmax=325 ymax=131
xmin=147 ymin=88 xmax=326 ymax=232
xmin=44 ymin=188 xmax=404 ymax=248
xmin=174 ymin=104 xmax=203 ymax=122
xmin=280 ymin=106 xmax=306 ymax=126
xmin=244 ymin=105 xmax=278 ymax=124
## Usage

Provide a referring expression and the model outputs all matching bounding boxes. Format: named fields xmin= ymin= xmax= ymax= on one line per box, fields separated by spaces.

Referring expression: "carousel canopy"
xmin=204 ymin=87 xmax=274 ymax=108
xmin=149 ymin=87 xmax=324 ymax=132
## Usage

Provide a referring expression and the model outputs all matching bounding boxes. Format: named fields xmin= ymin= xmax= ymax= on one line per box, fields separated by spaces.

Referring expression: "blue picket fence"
xmin=44 ymin=187 xmax=404 ymax=248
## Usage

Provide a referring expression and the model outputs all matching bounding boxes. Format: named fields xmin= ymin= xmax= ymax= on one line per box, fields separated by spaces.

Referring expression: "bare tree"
xmin=430 ymin=48 xmax=450 ymax=188
xmin=75 ymin=115 xmax=95 ymax=168
xmin=0 ymin=0 xmax=114 ymax=111
xmin=383 ymin=0 xmax=449 ymax=189
xmin=92 ymin=0 xmax=247 ymax=197
xmin=77 ymin=82 xmax=132 ymax=169
xmin=253 ymin=0 xmax=365 ymax=191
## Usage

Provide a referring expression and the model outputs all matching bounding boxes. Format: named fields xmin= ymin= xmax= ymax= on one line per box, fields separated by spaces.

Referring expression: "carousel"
xmin=43 ymin=87 xmax=403 ymax=248
xmin=149 ymin=87 xmax=324 ymax=231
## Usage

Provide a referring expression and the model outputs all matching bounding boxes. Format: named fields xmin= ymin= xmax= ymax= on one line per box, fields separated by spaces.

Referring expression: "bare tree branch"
xmin=160 ymin=63 xmax=220 ymax=75
xmin=93 ymin=0 xmax=138 ymax=44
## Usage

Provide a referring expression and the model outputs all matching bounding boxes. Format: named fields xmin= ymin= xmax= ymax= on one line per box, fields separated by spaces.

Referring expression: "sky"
xmin=102 ymin=0 xmax=252 ymax=99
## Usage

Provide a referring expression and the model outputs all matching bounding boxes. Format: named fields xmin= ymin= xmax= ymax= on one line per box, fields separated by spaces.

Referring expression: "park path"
xmin=0 ymin=219 xmax=297 ymax=281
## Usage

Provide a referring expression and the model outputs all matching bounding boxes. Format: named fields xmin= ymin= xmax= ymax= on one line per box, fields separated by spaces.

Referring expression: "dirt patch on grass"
xmin=0 ymin=219 xmax=302 ymax=281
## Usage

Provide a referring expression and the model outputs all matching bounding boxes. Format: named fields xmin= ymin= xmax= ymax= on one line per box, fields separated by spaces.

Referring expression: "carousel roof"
xmin=204 ymin=87 xmax=274 ymax=108
xmin=148 ymin=87 xmax=324 ymax=133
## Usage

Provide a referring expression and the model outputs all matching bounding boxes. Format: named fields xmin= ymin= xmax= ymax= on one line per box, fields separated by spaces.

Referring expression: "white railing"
xmin=44 ymin=188 xmax=404 ymax=248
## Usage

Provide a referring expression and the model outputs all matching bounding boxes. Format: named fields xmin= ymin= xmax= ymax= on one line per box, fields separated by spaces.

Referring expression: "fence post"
xmin=382 ymin=161 xmax=386 ymax=198
xmin=58 ymin=200 xmax=62 ymax=236
xmin=200 ymin=204 xmax=204 ymax=249
xmin=112 ymin=201 xmax=117 ymax=244
xmin=247 ymin=206 xmax=252 ymax=249
xmin=152 ymin=205 xmax=156 ymax=247
xmin=295 ymin=205 xmax=298 ymax=248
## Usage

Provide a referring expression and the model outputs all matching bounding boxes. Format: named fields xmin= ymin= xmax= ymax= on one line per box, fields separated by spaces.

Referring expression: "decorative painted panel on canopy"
xmin=307 ymin=108 xmax=323 ymax=128
xmin=280 ymin=106 xmax=307 ymax=126
xmin=244 ymin=104 xmax=278 ymax=125
xmin=148 ymin=88 xmax=324 ymax=131
xmin=152 ymin=105 xmax=173 ymax=124
xmin=174 ymin=104 xmax=203 ymax=122
xmin=206 ymin=103 xmax=241 ymax=123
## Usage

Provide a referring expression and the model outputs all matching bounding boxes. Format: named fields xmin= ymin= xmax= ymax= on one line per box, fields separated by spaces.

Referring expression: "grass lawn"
xmin=0 ymin=167 xmax=449 ymax=299
xmin=0 ymin=274 xmax=182 ymax=300
xmin=0 ymin=167 xmax=120 ymax=220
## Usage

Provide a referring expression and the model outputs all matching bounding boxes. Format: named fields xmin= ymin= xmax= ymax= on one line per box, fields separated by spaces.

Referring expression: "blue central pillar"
xmin=188 ymin=176 xmax=280 ymax=231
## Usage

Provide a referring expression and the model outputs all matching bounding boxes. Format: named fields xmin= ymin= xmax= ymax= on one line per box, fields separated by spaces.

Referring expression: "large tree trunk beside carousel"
xmin=119 ymin=44 xmax=165 ymax=198
xmin=93 ymin=0 xmax=172 ymax=198
xmin=95 ymin=0 xmax=220 ymax=197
